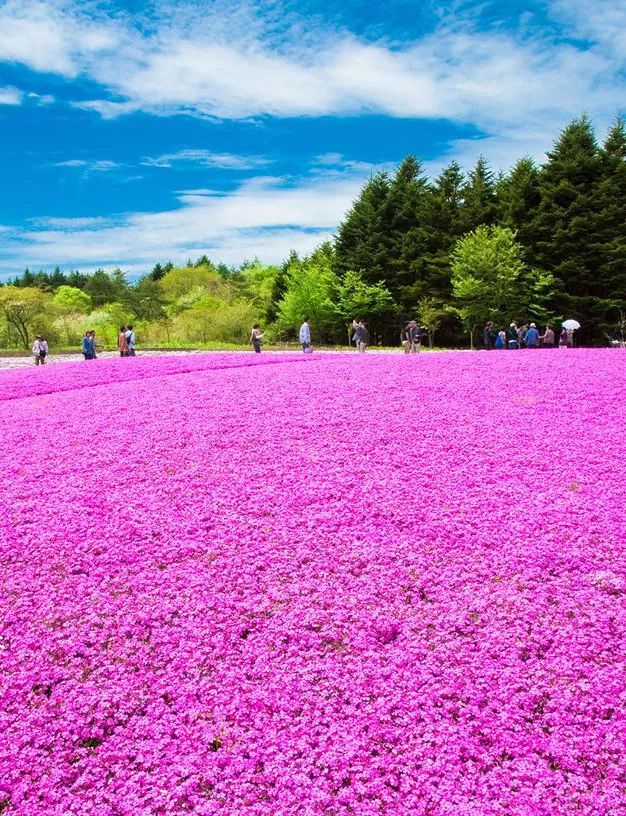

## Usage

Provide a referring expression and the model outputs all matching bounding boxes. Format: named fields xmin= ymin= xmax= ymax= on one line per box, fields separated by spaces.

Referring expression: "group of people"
xmin=483 ymin=322 xmax=572 ymax=350
xmin=31 ymin=335 xmax=49 ymax=365
xmin=117 ymin=325 xmax=137 ymax=357
xmin=351 ymin=319 xmax=370 ymax=352
xmin=403 ymin=321 xmax=423 ymax=353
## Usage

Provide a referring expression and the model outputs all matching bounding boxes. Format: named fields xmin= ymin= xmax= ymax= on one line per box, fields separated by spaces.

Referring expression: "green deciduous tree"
xmin=451 ymin=226 xmax=557 ymax=347
xmin=53 ymin=285 xmax=91 ymax=313
xmin=0 ymin=286 xmax=52 ymax=348
xmin=277 ymin=248 xmax=340 ymax=342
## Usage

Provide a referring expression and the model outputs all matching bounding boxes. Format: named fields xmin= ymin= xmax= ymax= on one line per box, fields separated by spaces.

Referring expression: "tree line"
xmin=1 ymin=115 xmax=624 ymax=349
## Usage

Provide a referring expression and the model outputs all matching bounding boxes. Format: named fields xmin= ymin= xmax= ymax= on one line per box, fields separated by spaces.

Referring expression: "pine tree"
xmin=462 ymin=156 xmax=498 ymax=231
xmin=382 ymin=156 xmax=430 ymax=303
xmin=593 ymin=118 xmax=626 ymax=334
xmin=399 ymin=161 xmax=466 ymax=309
xmin=334 ymin=171 xmax=392 ymax=285
xmin=496 ymin=157 xmax=541 ymax=250
xmin=530 ymin=115 xmax=604 ymax=334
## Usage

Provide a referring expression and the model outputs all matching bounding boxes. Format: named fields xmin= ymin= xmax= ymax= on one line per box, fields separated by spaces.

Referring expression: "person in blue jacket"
xmin=81 ymin=330 xmax=96 ymax=360
xmin=525 ymin=323 xmax=539 ymax=348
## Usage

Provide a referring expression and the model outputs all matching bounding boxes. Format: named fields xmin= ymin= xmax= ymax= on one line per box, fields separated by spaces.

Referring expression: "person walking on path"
xmin=250 ymin=323 xmax=264 ymax=353
xmin=118 ymin=326 xmax=129 ymax=357
xmin=125 ymin=325 xmax=136 ymax=356
xmin=495 ymin=330 xmax=506 ymax=349
xmin=299 ymin=318 xmax=312 ymax=352
xmin=32 ymin=335 xmax=48 ymax=365
xmin=507 ymin=323 xmax=519 ymax=349
xmin=540 ymin=325 xmax=555 ymax=347
xmin=525 ymin=323 xmax=539 ymax=348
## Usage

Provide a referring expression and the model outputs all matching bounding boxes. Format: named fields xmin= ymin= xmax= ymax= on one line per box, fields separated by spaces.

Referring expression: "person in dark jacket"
xmin=507 ymin=323 xmax=519 ymax=349
xmin=483 ymin=322 xmax=496 ymax=350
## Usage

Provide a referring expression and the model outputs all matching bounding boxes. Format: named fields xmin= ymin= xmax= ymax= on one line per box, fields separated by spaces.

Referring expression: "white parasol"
xmin=562 ymin=319 xmax=581 ymax=330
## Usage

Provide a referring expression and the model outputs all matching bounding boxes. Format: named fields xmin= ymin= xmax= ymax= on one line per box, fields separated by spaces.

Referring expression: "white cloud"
xmin=54 ymin=159 xmax=120 ymax=172
xmin=0 ymin=85 xmax=22 ymax=105
xmin=27 ymin=91 xmax=55 ymax=104
xmin=0 ymin=0 xmax=623 ymax=143
xmin=0 ymin=168 xmax=368 ymax=276
xmin=551 ymin=0 xmax=626 ymax=57
xmin=141 ymin=149 xmax=271 ymax=169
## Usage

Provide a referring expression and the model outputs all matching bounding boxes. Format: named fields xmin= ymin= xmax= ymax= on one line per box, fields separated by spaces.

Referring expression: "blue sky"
xmin=0 ymin=0 xmax=625 ymax=278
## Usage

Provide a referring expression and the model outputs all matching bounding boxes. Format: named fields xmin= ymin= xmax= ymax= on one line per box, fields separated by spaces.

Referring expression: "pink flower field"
xmin=1 ymin=350 xmax=625 ymax=815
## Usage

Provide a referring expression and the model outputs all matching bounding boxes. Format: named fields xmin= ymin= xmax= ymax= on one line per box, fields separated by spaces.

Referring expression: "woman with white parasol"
xmin=559 ymin=319 xmax=581 ymax=348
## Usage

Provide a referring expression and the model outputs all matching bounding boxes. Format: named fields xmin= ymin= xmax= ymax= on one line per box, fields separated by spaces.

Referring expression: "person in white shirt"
xmin=32 ymin=335 xmax=48 ymax=365
xmin=125 ymin=324 xmax=136 ymax=356
xmin=299 ymin=318 xmax=312 ymax=352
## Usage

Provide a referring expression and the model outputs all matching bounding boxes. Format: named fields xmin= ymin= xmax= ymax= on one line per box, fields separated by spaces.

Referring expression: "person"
xmin=517 ymin=323 xmax=528 ymax=347
xmin=299 ymin=318 xmax=312 ymax=352
xmin=250 ymin=323 xmax=264 ymax=353
xmin=81 ymin=330 xmax=96 ymax=360
xmin=540 ymin=325 xmax=555 ymax=347
xmin=32 ymin=335 xmax=48 ymax=365
xmin=405 ymin=320 xmax=421 ymax=353
xmin=507 ymin=323 xmax=519 ymax=349
xmin=125 ymin=324 xmax=136 ymax=356
xmin=351 ymin=319 xmax=361 ymax=348
xmin=525 ymin=323 xmax=539 ymax=348
xmin=611 ymin=326 xmax=625 ymax=348
xmin=358 ymin=321 xmax=369 ymax=352
xmin=559 ymin=328 xmax=569 ymax=348
xmin=118 ymin=326 xmax=129 ymax=357
xmin=494 ymin=330 xmax=506 ymax=349
xmin=483 ymin=322 xmax=496 ymax=350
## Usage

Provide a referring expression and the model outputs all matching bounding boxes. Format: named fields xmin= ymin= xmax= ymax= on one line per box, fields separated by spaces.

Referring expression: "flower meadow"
xmin=1 ymin=349 xmax=625 ymax=816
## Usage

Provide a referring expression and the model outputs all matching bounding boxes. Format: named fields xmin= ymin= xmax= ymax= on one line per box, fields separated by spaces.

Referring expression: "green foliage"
xmin=417 ymin=297 xmax=447 ymax=347
xmin=335 ymin=271 xmax=395 ymax=321
xmin=0 ymin=286 xmax=52 ymax=347
xmin=451 ymin=226 xmax=558 ymax=343
xmin=53 ymin=285 xmax=91 ymax=313
xmin=277 ymin=248 xmax=340 ymax=342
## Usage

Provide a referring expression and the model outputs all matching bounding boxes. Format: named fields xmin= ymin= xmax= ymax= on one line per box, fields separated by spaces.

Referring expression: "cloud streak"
xmin=0 ymin=167 xmax=370 ymax=276
xmin=141 ymin=150 xmax=271 ymax=169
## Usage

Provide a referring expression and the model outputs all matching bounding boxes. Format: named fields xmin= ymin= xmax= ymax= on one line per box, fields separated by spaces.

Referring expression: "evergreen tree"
xmin=334 ymin=171 xmax=392 ymax=285
xmin=150 ymin=262 xmax=165 ymax=281
xmin=66 ymin=270 xmax=89 ymax=289
xmin=462 ymin=156 xmax=498 ymax=231
xmin=496 ymin=157 xmax=541 ymax=250
xmin=530 ymin=116 xmax=604 ymax=333
xmin=385 ymin=156 xmax=430 ymax=302
xmin=399 ymin=161 xmax=466 ymax=309
xmin=593 ymin=118 xmax=626 ymax=333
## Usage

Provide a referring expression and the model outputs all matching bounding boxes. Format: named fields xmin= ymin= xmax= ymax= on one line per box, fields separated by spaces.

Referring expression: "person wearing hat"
xmin=525 ymin=323 xmax=539 ymax=348
xmin=32 ymin=335 xmax=48 ymax=365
